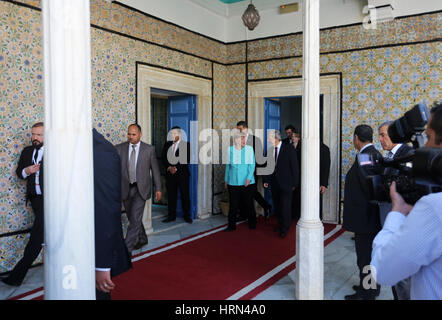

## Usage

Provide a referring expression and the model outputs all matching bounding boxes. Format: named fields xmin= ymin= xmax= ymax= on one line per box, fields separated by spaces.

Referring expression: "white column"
xmin=296 ymin=0 xmax=324 ymax=300
xmin=42 ymin=0 xmax=95 ymax=299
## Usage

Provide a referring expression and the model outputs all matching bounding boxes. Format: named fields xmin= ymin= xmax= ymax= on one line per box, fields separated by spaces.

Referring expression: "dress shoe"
xmin=184 ymin=217 xmax=193 ymax=224
xmin=223 ymin=227 xmax=235 ymax=232
xmin=264 ymin=205 xmax=271 ymax=219
xmin=1 ymin=276 xmax=22 ymax=287
xmin=162 ymin=217 xmax=176 ymax=223
xmin=280 ymin=231 xmax=287 ymax=238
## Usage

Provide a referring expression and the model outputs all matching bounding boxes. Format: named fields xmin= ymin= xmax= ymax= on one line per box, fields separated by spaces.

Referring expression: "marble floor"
xmin=0 ymin=207 xmax=393 ymax=300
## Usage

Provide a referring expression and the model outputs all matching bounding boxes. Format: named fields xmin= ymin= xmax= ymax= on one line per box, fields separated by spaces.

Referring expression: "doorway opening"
xmin=247 ymin=75 xmax=341 ymax=223
xmin=151 ymin=88 xmax=198 ymax=219
xmin=263 ymin=95 xmax=327 ymax=217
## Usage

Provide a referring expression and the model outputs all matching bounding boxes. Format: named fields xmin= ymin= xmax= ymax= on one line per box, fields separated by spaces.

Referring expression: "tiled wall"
xmin=0 ymin=0 xmax=440 ymax=272
xmin=249 ymin=42 xmax=441 ymax=198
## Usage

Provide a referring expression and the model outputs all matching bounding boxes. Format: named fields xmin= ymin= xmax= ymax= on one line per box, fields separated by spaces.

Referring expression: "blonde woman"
xmin=224 ymin=130 xmax=256 ymax=231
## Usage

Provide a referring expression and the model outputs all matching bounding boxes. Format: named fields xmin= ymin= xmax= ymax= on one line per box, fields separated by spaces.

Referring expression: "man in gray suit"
xmin=115 ymin=124 xmax=162 ymax=254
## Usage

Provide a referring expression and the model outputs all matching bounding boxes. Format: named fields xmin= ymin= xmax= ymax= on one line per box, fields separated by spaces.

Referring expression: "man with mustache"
xmin=2 ymin=122 xmax=45 ymax=286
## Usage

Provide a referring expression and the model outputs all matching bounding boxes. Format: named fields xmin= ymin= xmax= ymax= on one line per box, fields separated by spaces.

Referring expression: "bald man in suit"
xmin=115 ymin=124 xmax=162 ymax=254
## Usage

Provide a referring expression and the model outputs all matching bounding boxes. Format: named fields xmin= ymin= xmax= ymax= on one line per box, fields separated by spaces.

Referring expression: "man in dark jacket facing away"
xmin=343 ymin=124 xmax=382 ymax=300
xmin=93 ymin=129 xmax=132 ymax=300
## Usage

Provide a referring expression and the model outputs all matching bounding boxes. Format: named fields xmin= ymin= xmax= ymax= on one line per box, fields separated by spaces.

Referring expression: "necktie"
xmin=173 ymin=141 xmax=178 ymax=154
xmin=33 ymin=149 xmax=39 ymax=164
xmin=129 ymin=145 xmax=136 ymax=184
xmin=274 ymin=146 xmax=278 ymax=163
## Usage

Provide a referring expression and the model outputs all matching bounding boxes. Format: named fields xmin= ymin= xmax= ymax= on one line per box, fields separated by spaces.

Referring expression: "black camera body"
xmin=363 ymin=103 xmax=442 ymax=204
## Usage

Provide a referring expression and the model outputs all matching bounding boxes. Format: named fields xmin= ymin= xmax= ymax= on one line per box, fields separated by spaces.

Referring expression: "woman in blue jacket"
xmin=224 ymin=130 xmax=256 ymax=231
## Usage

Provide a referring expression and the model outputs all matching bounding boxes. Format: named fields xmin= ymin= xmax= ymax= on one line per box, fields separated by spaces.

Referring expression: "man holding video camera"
xmin=371 ymin=102 xmax=442 ymax=300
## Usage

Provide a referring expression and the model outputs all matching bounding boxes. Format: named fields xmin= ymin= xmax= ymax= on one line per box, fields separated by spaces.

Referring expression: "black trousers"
xmin=239 ymin=183 xmax=269 ymax=219
xmin=354 ymin=233 xmax=380 ymax=298
xmin=252 ymin=179 xmax=270 ymax=211
xmin=166 ymin=173 xmax=191 ymax=219
xmin=292 ymin=188 xmax=301 ymax=220
xmin=7 ymin=195 xmax=44 ymax=284
xmin=228 ymin=184 xmax=255 ymax=229
xmin=271 ymin=184 xmax=292 ymax=233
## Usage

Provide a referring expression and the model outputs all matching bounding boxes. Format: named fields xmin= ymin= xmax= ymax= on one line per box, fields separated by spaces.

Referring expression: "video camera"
xmin=360 ymin=103 xmax=442 ymax=204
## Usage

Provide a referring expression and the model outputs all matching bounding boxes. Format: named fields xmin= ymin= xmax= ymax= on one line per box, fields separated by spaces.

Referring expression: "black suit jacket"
xmin=295 ymin=141 xmax=331 ymax=187
xmin=320 ymin=143 xmax=331 ymax=188
xmin=93 ymin=129 xmax=132 ymax=277
xmin=161 ymin=140 xmax=190 ymax=177
xmin=16 ymin=145 xmax=44 ymax=199
xmin=263 ymin=140 xmax=299 ymax=192
xmin=343 ymin=145 xmax=382 ymax=234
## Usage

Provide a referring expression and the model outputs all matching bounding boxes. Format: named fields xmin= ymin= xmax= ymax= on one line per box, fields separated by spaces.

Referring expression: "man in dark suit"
xmin=378 ymin=121 xmax=414 ymax=226
xmin=291 ymin=135 xmax=331 ymax=220
xmin=93 ymin=128 xmax=132 ymax=300
xmin=284 ymin=124 xmax=296 ymax=145
xmin=263 ymin=130 xmax=299 ymax=238
xmin=115 ymin=124 xmax=162 ymax=254
xmin=319 ymin=143 xmax=331 ymax=219
xmin=343 ymin=124 xmax=382 ymax=300
xmin=161 ymin=126 xmax=192 ymax=224
xmin=378 ymin=121 xmax=413 ymax=300
xmin=237 ymin=121 xmax=271 ymax=219
xmin=1 ymin=122 xmax=44 ymax=287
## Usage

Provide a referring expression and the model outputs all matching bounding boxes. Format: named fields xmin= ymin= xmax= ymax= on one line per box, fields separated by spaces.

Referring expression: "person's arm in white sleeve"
xmin=371 ymin=183 xmax=442 ymax=286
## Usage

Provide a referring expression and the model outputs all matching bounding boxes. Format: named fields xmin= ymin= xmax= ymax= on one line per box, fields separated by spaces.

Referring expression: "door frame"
xmin=167 ymin=95 xmax=198 ymax=219
xmin=137 ymin=64 xmax=212 ymax=234
xmin=248 ymin=74 xmax=341 ymax=224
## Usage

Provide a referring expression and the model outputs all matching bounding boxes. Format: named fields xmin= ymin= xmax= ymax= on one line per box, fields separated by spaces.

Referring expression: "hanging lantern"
xmin=242 ymin=2 xmax=260 ymax=31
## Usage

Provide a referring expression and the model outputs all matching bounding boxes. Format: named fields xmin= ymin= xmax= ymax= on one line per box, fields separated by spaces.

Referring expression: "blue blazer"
xmin=225 ymin=145 xmax=255 ymax=186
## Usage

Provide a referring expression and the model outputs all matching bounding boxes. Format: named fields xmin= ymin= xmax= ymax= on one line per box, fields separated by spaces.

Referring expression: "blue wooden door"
xmin=264 ymin=98 xmax=281 ymax=152
xmin=168 ymin=95 xmax=198 ymax=219
xmin=264 ymin=98 xmax=281 ymax=215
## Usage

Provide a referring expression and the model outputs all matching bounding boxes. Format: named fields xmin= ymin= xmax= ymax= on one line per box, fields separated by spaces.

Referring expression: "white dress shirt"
xmin=359 ymin=143 xmax=373 ymax=154
xmin=173 ymin=139 xmax=180 ymax=154
xmin=128 ymin=141 xmax=140 ymax=181
xmin=371 ymin=192 xmax=442 ymax=300
xmin=389 ymin=143 xmax=402 ymax=157
xmin=22 ymin=146 xmax=44 ymax=195
xmin=274 ymin=141 xmax=282 ymax=163
xmin=171 ymin=139 xmax=181 ymax=172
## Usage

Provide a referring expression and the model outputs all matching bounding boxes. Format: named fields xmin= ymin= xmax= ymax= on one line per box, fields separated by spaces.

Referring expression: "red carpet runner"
xmin=10 ymin=217 xmax=344 ymax=300
xmin=112 ymin=218 xmax=343 ymax=300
